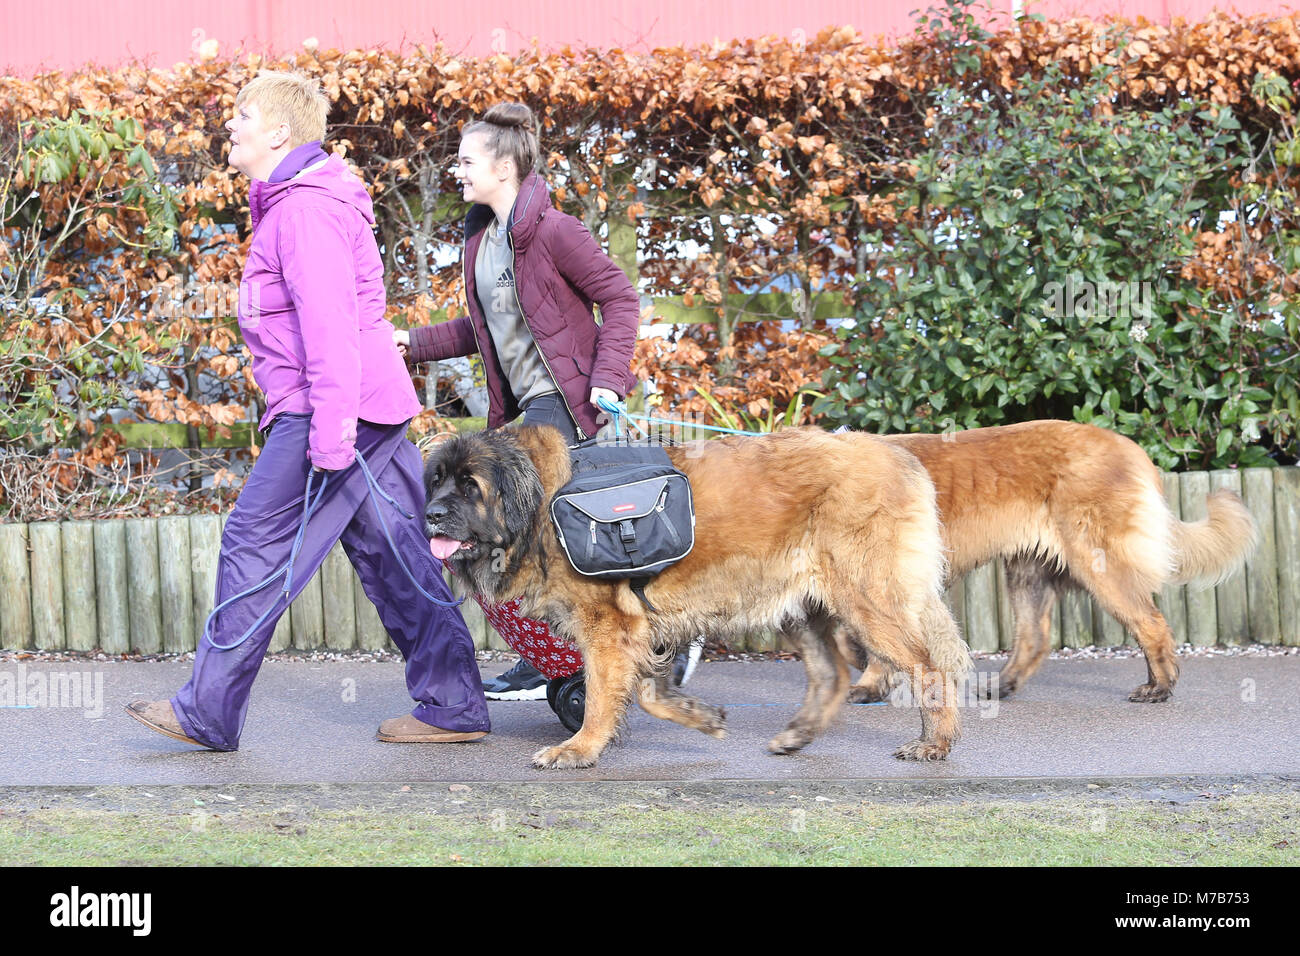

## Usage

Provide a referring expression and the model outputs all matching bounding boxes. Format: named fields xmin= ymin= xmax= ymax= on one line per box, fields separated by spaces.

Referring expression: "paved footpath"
xmin=1 ymin=654 xmax=1297 ymax=788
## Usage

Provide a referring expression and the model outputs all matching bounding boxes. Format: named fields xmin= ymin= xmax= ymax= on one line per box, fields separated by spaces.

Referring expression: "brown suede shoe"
xmin=376 ymin=714 xmax=488 ymax=743
xmin=124 ymin=699 xmax=208 ymax=747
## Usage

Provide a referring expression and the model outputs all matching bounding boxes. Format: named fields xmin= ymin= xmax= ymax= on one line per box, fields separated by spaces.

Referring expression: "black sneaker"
xmin=483 ymin=658 xmax=548 ymax=701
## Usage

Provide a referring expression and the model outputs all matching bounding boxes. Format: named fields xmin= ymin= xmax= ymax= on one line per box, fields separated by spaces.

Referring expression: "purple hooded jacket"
xmin=240 ymin=142 xmax=420 ymax=469
xmin=406 ymin=170 xmax=640 ymax=440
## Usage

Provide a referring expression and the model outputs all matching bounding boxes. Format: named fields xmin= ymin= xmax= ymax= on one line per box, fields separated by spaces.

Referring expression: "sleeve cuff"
xmin=310 ymin=447 xmax=356 ymax=471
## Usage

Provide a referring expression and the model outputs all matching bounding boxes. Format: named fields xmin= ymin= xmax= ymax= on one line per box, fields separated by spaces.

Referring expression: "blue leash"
xmin=352 ymin=449 xmax=465 ymax=612
xmin=203 ymin=448 xmax=462 ymax=652
xmin=594 ymin=395 xmax=764 ymax=439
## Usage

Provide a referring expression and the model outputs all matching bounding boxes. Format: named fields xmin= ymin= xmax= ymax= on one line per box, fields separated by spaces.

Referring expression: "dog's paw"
xmin=990 ymin=678 xmax=1017 ymax=700
xmin=847 ymin=685 xmax=888 ymax=704
xmin=532 ymin=744 xmax=598 ymax=770
xmin=696 ymin=703 xmax=727 ymax=739
xmin=1128 ymin=683 xmax=1173 ymax=703
xmin=767 ymin=729 xmax=812 ymax=755
xmin=893 ymin=738 xmax=951 ymax=761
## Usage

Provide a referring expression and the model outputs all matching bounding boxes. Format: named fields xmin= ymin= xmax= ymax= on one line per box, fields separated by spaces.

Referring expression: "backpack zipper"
xmin=654 ymin=488 xmax=682 ymax=547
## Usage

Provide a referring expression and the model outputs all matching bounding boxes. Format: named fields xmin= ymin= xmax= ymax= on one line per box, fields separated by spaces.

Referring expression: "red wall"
xmin=2 ymin=0 xmax=1294 ymax=76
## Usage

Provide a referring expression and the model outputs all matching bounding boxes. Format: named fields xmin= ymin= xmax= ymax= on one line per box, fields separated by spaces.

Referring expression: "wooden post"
xmin=1180 ymin=472 xmax=1218 ymax=647
xmin=1058 ymin=587 xmax=1093 ymax=649
xmin=290 ymin=567 xmax=325 ymax=651
xmin=1241 ymin=468 xmax=1280 ymax=645
xmin=484 ymin=611 xmax=511 ymax=653
xmin=353 ymin=574 xmax=388 ymax=651
xmin=946 ymin=574 xmax=966 ymax=636
xmin=0 ymin=524 xmax=32 ymax=650
xmin=321 ymin=542 xmax=357 ymax=650
xmin=189 ymin=514 xmax=222 ymax=650
xmin=1092 ymin=601 xmax=1126 ymax=647
xmin=269 ymin=601 xmax=293 ymax=651
xmin=28 ymin=523 xmax=65 ymax=650
xmin=1275 ymin=468 xmax=1300 ymax=647
xmin=1050 ymin=592 xmax=1062 ymax=650
xmin=962 ymin=564 xmax=999 ymax=653
xmin=1210 ymin=470 xmax=1249 ymax=645
xmin=61 ymin=521 xmax=97 ymax=652
xmin=945 ymin=575 xmax=967 ymax=661
xmin=1156 ymin=473 xmax=1188 ymax=646
xmin=994 ymin=559 xmax=1015 ymax=651
xmin=454 ymin=582 xmax=490 ymax=651
xmin=93 ymin=521 xmax=130 ymax=655
xmin=125 ymin=519 xmax=163 ymax=654
xmin=157 ymin=515 xmax=194 ymax=654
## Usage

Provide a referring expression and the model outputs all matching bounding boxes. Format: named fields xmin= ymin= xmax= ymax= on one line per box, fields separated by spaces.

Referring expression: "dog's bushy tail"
xmin=1170 ymin=489 xmax=1259 ymax=587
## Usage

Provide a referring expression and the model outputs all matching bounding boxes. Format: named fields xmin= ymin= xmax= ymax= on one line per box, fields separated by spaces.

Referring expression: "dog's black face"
xmin=423 ymin=430 xmax=544 ymax=591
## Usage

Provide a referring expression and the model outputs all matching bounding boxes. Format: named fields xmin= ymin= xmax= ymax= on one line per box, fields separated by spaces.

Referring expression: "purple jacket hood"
xmin=238 ymin=146 xmax=419 ymax=469
xmin=249 ymin=146 xmax=377 ymax=228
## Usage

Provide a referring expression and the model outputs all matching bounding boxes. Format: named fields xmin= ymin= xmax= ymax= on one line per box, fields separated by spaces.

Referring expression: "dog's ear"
xmin=491 ymin=450 xmax=543 ymax=538
xmin=491 ymin=442 xmax=544 ymax=538
xmin=415 ymin=430 xmax=458 ymax=462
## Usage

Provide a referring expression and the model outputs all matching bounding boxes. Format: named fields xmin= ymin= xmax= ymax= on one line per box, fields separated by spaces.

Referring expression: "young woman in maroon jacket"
xmin=396 ymin=102 xmax=640 ymax=442
xmin=395 ymin=102 xmax=642 ymax=699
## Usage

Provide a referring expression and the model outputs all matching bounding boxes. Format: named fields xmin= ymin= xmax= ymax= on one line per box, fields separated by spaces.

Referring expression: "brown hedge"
xmin=1 ymin=9 xmax=1296 ymax=464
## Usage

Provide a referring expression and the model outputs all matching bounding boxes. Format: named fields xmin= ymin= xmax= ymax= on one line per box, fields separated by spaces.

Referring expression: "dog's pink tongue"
xmin=429 ymin=536 xmax=464 ymax=560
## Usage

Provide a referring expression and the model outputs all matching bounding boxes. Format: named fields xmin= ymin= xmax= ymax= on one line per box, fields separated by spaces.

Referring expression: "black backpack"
xmin=549 ymin=441 xmax=695 ymax=608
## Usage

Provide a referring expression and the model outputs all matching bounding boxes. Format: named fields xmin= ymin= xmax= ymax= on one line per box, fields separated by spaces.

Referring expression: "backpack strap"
xmin=629 ymin=578 xmax=658 ymax=613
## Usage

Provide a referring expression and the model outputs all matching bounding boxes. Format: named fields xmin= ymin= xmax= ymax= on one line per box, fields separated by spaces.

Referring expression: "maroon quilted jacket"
xmin=407 ymin=170 xmax=640 ymax=439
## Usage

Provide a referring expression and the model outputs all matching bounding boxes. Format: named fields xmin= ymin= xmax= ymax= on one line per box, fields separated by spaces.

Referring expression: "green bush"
xmin=816 ymin=63 xmax=1299 ymax=469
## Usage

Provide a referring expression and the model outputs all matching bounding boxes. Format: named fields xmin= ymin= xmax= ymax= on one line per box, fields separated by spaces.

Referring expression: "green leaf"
xmin=1215 ymin=428 xmax=1234 ymax=459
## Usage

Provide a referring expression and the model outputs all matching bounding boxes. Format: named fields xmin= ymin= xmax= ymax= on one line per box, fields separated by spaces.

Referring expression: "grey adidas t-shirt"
xmin=475 ymin=218 xmax=557 ymax=409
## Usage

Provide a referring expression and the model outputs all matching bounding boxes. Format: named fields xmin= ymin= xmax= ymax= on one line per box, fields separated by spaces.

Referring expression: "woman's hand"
xmin=393 ymin=328 xmax=410 ymax=358
xmin=590 ymin=387 xmax=620 ymax=413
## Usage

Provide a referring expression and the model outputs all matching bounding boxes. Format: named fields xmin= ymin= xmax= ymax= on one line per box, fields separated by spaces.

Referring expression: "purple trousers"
xmin=172 ymin=414 xmax=490 ymax=750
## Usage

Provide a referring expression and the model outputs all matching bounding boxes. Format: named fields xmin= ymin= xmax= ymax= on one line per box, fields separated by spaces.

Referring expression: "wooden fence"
xmin=1 ymin=467 xmax=1297 ymax=654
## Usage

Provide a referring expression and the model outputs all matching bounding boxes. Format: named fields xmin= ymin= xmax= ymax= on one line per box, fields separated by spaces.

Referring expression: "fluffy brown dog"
xmin=424 ymin=425 xmax=972 ymax=769
xmin=846 ymin=420 xmax=1258 ymax=704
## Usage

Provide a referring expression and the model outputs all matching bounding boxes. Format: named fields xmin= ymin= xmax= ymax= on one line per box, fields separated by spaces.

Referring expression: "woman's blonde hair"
xmin=463 ymin=103 xmax=540 ymax=185
xmin=235 ymin=71 xmax=330 ymax=146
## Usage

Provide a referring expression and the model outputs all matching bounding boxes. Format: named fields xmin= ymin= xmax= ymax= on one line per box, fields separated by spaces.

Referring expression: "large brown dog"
xmin=424 ymin=425 xmax=972 ymax=769
xmin=846 ymin=421 xmax=1258 ymax=704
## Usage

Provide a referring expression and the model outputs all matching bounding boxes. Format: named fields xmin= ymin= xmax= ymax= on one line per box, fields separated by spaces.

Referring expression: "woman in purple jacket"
xmin=395 ymin=102 xmax=642 ymax=700
xmin=126 ymin=72 xmax=490 ymax=750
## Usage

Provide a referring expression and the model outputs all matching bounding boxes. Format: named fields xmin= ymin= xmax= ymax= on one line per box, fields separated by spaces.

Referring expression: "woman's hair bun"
xmin=464 ymin=102 xmax=541 ymax=182
xmin=483 ymin=102 xmax=535 ymax=131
